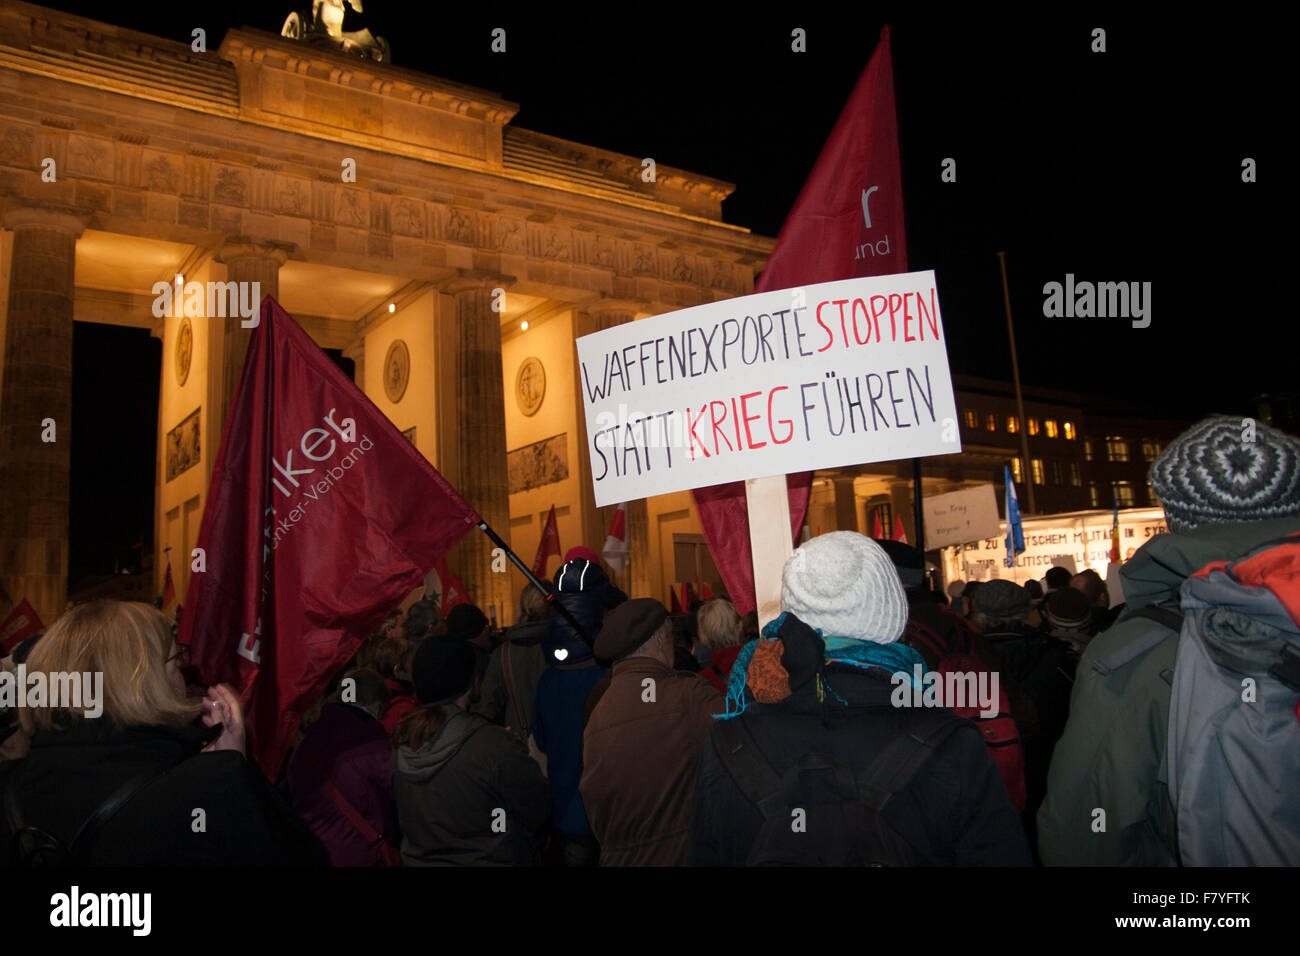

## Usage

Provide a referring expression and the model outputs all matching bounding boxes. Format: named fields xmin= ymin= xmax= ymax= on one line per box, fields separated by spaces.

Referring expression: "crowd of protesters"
xmin=2 ymin=415 xmax=1297 ymax=866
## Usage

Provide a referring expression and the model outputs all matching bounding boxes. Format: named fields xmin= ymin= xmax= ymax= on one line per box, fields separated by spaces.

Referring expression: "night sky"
xmin=49 ymin=3 xmax=1278 ymax=581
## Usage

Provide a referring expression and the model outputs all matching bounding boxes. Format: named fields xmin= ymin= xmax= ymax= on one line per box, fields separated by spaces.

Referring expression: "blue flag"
xmin=1005 ymin=465 xmax=1025 ymax=568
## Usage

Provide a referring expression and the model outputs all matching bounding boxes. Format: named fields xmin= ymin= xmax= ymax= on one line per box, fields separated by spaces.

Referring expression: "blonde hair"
xmin=697 ymin=598 xmax=741 ymax=651
xmin=19 ymin=600 xmax=203 ymax=733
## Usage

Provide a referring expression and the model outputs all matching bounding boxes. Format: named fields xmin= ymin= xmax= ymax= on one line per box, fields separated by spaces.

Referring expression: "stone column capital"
xmin=2 ymin=198 xmax=92 ymax=237
xmin=438 ymin=269 xmax=516 ymax=296
xmin=215 ymin=236 xmax=295 ymax=267
xmin=580 ymin=297 xmax=648 ymax=319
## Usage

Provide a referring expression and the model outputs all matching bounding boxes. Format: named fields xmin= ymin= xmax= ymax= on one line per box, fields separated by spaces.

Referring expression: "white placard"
xmin=575 ymin=271 xmax=960 ymax=506
xmin=924 ymin=483 xmax=1001 ymax=551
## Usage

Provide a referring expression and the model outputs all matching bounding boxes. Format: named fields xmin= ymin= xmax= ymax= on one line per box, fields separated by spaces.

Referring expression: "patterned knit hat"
xmin=781 ymin=532 xmax=907 ymax=644
xmin=1149 ymin=416 xmax=1300 ymax=533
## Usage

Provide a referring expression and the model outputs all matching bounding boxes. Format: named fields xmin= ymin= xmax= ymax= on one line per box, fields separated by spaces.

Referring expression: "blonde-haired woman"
xmin=0 ymin=600 xmax=325 ymax=866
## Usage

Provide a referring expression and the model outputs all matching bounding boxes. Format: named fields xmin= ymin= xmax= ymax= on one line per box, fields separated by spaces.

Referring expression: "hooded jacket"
xmin=546 ymin=558 xmax=627 ymax=661
xmin=391 ymin=708 xmax=550 ymax=866
xmin=692 ymin=613 xmax=1031 ymax=866
xmin=1037 ymin=514 xmax=1300 ymax=866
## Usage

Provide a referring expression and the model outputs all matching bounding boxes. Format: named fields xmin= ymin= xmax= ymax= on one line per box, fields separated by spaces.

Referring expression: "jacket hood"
xmin=392 ymin=708 xmax=483 ymax=783
xmin=1120 ymin=515 xmax=1300 ymax=611
xmin=552 ymin=558 xmax=607 ymax=594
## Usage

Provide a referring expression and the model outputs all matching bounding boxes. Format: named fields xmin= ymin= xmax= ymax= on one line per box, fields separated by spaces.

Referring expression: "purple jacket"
xmin=287 ymin=703 xmax=400 ymax=866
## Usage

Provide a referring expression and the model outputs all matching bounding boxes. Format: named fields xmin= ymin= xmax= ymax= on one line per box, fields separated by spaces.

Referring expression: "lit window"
xmin=1068 ymin=461 xmax=1082 ymax=486
xmin=1142 ymin=439 xmax=1163 ymax=462
xmin=1011 ymin=457 xmax=1023 ymax=483
xmin=1084 ymin=439 xmax=1094 ymax=461
xmin=1063 ymin=421 xmax=1076 ymax=440
xmin=1106 ymin=436 xmax=1129 ymax=462
xmin=1048 ymin=459 xmax=1062 ymax=485
xmin=1147 ymin=480 xmax=1157 ymax=504
xmin=1045 ymin=420 xmax=1059 ymax=439
xmin=1031 ymin=458 xmax=1045 ymax=484
xmin=1007 ymin=415 xmax=1019 ymax=434
xmin=1027 ymin=418 xmax=1040 ymax=436
xmin=986 ymin=412 xmax=997 ymax=432
xmin=1114 ymin=481 xmax=1135 ymax=507
xmin=964 ymin=409 xmax=978 ymax=429
xmin=1089 ymin=483 xmax=1100 ymax=507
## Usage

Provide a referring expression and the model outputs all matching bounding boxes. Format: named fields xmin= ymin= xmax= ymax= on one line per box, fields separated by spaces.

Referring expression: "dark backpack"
xmin=712 ymin=709 xmax=966 ymax=866
xmin=905 ymin=613 xmax=1027 ymax=812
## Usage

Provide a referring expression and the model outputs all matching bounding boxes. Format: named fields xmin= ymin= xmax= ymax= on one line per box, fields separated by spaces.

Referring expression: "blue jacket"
xmin=533 ymin=663 xmax=608 ymax=836
xmin=545 ymin=559 xmax=627 ymax=663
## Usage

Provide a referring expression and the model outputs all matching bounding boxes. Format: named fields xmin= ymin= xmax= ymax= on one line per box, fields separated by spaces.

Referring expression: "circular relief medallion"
xmin=174 ymin=317 xmax=193 ymax=387
xmin=384 ymin=339 xmax=411 ymax=403
xmin=515 ymin=357 xmax=546 ymax=417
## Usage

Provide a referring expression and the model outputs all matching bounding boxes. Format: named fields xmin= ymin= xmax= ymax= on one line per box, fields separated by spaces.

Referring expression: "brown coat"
xmin=580 ymin=656 xmax=723 ymax=866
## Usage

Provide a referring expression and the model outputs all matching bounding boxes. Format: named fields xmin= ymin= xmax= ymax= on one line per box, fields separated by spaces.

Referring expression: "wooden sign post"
xmin=746 ymin=474 xmax=795 ymax=629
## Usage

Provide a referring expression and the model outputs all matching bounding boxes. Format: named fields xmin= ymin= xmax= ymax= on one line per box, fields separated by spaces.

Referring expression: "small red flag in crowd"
xmin=1 ymin=598 xmax=43 ymax=653
xmin=533 ymin=505 xmax=562 ymax=579
xmin=425 ymin=556 xmax=471 ymax=616
xmin=601 ymin=502 xmax=629 ymax=575
xmin=179 ymin=297 xmax=480 ymax=778
xmin=893 ymin=515 xmax=908 ymax=545
xmin=872 ymin=512 xmax=885 ymax=539
xmin=670 ymin=587 xmax=683 ymax=614
xmin=700 ymin=582 xmax=715 ymax=601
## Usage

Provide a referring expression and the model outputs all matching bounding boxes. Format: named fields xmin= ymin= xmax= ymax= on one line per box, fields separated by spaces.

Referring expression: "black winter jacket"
xmin=691 ymin=615 xmax=1031 ymax=866
xmin=0 ymin=720 xmax=327 ymax=866
xmin=546 ymin=558 xmax=627 ymax=656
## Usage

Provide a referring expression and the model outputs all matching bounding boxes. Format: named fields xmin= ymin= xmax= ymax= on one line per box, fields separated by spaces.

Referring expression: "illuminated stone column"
xmin=0 ymin=199 xmax=91 ymax=624
xmin=572 ymin=300 xmax=648 ymax=597
xmin=443 ymin=277 xmax=513 ymax=620
xmin=211 ymin=237 xmax=291 ymax=449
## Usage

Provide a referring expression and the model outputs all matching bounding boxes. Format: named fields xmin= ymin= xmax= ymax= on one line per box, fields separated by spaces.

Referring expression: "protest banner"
xmin=923 ymin=483 xmax=1001 ymax=551
xmin=575 ymin=270 xmax=961 ymax=508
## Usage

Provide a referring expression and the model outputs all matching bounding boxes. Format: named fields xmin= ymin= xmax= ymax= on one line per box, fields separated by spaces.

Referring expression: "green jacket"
xmin=1036 ymin=515 xmax=1300 ymax=866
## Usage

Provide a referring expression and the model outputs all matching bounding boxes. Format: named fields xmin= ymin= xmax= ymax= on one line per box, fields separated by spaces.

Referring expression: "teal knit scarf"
xmin=717 ymin=612 xmax=924 ymax=720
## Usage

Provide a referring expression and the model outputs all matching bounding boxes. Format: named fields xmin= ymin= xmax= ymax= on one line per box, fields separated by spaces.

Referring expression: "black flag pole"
xmin=475 ymin=520 xmax=592 ymax=646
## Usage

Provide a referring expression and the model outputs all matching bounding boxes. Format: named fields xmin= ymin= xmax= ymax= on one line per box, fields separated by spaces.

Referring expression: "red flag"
xmin=893 ymin=515 xmax=908 ymax=545
xmin=426 ymin=556 xmax=471 ymax=616
xmin=1 ymin=598 xmax=43 ymax=653
xmin=1110 ymin=498 xmax=1122 ymax=564
xmin=692 ymin=27 xmax=907 ymax=615
xmin=700 ymin=582 xmax=715 ymax=601
xmin=670 ymin=586 xmax=683 ymax=614
xmin=871 ymin=511 xmax=885 ymax=539
xmin=601 ymin=502 xmax=629 ymax=574
xmin=532 ymin=505 xmax=561 ymax=579
xmin=179 ymin=297 xmax=480 ymax=777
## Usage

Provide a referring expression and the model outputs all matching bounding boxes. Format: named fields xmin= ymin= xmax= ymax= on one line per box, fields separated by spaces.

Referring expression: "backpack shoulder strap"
xmin=1092 ymin=603 xmax=1184 ymax=676
xmin=711 ymin=717 xmax=786 ymax=820
xmin=856 ymin=710 xmax=968 ymax=812
xmin=7 ymin=754 xmax=186 ymax=865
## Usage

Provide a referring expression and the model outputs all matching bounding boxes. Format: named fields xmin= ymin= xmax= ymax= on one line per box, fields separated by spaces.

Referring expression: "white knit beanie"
xmin=780 ymin=531 xmax=908 ymax=644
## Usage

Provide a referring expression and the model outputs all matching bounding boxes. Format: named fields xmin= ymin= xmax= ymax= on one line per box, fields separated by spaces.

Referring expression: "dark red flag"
xmin=532 ymin=505 xmax=561 ymax=579
xmin=179 ymin=297 xmax=480 ymax=777
xmin=1 ymin=598 xmax=43 ymax=653
xmin=670 ymin=586 xmax=683 ymax=614
xmin=692 ymin=26 xmax=908 ymax=615
xmin=426 ymin=556 xmax=472 ymax=616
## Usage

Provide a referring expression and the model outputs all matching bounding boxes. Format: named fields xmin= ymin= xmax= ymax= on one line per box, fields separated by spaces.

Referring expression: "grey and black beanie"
xmin=1149 ymin=416 xmax=1300 ymax=534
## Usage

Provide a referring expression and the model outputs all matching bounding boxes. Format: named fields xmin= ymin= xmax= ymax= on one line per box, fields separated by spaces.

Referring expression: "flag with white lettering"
xmin=692 ymin=26 xmax=908 ymax=615
xmin=0 ymin=598 xmax=43 ymax=653
xmin=179 ymin=297 xmax=480 ymax=777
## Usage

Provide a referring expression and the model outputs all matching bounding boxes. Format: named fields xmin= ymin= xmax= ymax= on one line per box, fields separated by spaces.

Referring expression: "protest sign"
xmin=575 ymin=270 xmax=960 ymax=507
xmin=924 ymin=483 xmax=1000 ymax=551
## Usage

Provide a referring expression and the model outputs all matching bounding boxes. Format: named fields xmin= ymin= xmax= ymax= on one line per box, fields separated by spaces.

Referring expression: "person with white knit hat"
xmin=691 ymin=530 xmax=1031 ymax=866
xmin=1040 ymin=415 xmax=1300 ymax=866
